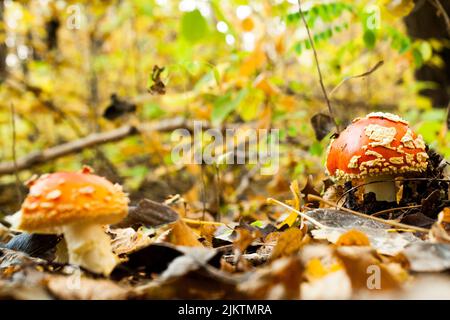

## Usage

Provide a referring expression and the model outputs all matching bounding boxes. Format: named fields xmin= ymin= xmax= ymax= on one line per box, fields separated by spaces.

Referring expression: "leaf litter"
xmin=1 ymin=156 xmax=449 ymax=300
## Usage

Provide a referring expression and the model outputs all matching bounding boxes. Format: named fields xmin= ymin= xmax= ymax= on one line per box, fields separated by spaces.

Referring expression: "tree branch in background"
xmin=0 ymin=117 xmax=207 ymax=175
xmin=429 ymin=0 xmax=450 ymax=37
xmin=297 ymin=0 xmax=339 ymax=133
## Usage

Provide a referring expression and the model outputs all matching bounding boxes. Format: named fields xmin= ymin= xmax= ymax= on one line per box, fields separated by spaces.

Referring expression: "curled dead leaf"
xmin=238 ymin=256 xmax=303 ymax=299
xmin=233 ymin=227 xmax=261 ymax=253
xmin=167 ymin=219 xmax=203 ymax=247
xmin=109 ymin=227 xmax=153 ymax=256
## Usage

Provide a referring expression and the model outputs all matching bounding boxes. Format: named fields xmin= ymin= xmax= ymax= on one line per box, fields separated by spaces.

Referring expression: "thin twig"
xmin=10 ymin=103 xmax=22 ymax=203
xmin=267 ymin=197 xmax=327 ymax=229
xmin=428 ymin=0 xmax=450 ymax=37
xmin=307 ymin=194 xmax=429 ymax=233
xmin=182 ymin=217 xmax=225 ymax=226
xmin=372 ymin=205 xmax=422 ymax=217
xmin=297 ymin=0 xmax=339 ymax=133
xmin=329 ymin=61 xmax=384 ymax=97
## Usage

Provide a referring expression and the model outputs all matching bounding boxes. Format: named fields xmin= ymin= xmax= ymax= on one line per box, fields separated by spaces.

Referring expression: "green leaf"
xmin=308 ymin=141 xmax=323 ymax=156
xmin=237 ymin=88 xmax=264 ymax=121
xmin=211 ymin=89 xmax=247 ymax=126
xmin=419 ymin=41 xmax=432 ymax=62
xmin=251 ymin=220 xmax=264 ymax=228
xmin=142 ymin=103 xmax=166 ymax=119
xmin=294 ymin=42 xmax=302 ymax=54
xmin=133 ymin=0 xmax=153 ymax=16
xmin=305 ymin=39 xmax=311 ymax=49
xmin=181 ymin=10 xmax=208 ymax=42
xmin=412 ymin=48 xmax=423 ymax=67
xmin=363 ymin=29 xmax=376 ymax=49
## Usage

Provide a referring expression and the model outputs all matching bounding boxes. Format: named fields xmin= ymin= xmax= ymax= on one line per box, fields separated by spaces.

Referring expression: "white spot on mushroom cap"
xmin=414 ymin=135 xmax=426 ymax=150
xmin=364 ymin=124 xmax=397 ymax=149
xmin=79 ymin=186 xmax=95 ymax=195
xmin=366 ymin=112 xmax=409 ymax=124
xmin=364 ymin=149 xmax=383 ymax=158
xmin=46 ymin=189 xmax=62 ymax=200
xmin=30 ymin=189 xmax=42 ymax=197
xmin=40 ymin=202 xmax=54 ymax=209
xmin=348 ymin=155 xmax=361 ymax=169
xmin=401 ymin=129 xmax=415 ymax=149
xmin=389 ymin=157 xmax=404 ymax=165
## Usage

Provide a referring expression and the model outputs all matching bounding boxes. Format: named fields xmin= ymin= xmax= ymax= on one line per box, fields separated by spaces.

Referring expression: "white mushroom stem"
xmin=364 ymin=175 xmax=396 ymax=202
xmin=62 ymin=223 xmax=118 ymax=276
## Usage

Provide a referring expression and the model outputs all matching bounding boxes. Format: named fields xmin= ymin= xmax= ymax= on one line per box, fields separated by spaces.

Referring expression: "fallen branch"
xmin=0 ymin=117 xmax=206 ymax=175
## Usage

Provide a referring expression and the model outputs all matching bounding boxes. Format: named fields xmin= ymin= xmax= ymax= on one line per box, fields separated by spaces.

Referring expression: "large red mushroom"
xmin=326 ymin=112 xmax=429 ymax=202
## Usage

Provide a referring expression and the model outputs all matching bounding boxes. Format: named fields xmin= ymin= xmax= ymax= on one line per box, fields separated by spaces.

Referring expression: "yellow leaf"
xmin=381 ymin=0 xmax=415 ymax=18
xmin=239 ymin=45 xmax=266 ymax=77
xmin=336 ymin=229 xmax=371 ymax=247
xmin=276 ymin=210 xmax=298 ymax=229
xmin=440 ymin=208 xmax=450 ymax=223
xmin=305 ymin=258 xmax=328 ymax=278
xmin=289 ymin=180 xmax=302 ymax=211
xmin=270 ymin=227 xmax=305 ymax=259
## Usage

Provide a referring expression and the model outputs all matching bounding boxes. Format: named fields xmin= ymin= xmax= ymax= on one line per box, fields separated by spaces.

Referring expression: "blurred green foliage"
xmin=0 ymin=0 xmax=448 ymax=196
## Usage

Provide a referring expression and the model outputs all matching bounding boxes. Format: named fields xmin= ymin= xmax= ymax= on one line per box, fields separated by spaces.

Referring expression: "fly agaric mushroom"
xmin=7 ymin=167 xmax=129 ymax=275
xmin=326 ymin=112 xmax=429 ymax=202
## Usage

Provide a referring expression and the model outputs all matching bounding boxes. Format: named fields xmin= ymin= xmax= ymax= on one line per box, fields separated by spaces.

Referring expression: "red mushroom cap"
xmin=326 ymin=112 xmax=428 ymax=181
xmin=18 ymin=168 xmax=129 ymax=233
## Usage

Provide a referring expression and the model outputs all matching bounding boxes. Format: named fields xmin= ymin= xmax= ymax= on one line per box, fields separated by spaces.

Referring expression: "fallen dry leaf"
xmin=429 ymin=208 xmax=450 ymax=243
xmin=233 ymin=227 xmax=261 ymax=253
xmin=166 ymin=219 xmax=203 ymax=247
xmin=335 ymin=246 xmax=402 ymax=291
xmin=46 ymin=275 xmax=131 ymax=300
xmin=402 ymin=242 xmax=450 ymax=272
xmin=309 ymin=209 xmax=422 ymax=255
xmin=110 ymin=227 xmax=153 ymax=256
xmin=237 ymin=256 xmax=303 ymax=299
xmin=270 ymin=227 xmax=305 ymax=260
xmin=336 ymin=229 xmax=371 ymax=247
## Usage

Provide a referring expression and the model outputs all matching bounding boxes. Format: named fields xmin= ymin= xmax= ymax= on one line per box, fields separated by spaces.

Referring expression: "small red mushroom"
xmin=7 ymin=167 xmax=129 ymax=275
xmin=326 ymin=112 xmax=429 ymax=202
